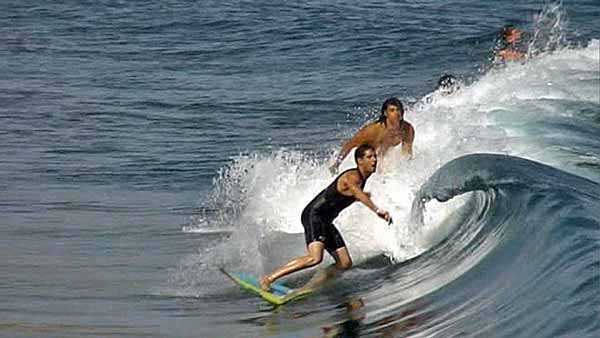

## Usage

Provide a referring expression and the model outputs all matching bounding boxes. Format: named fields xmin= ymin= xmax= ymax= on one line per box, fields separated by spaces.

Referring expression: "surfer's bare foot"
xmin=259 ymin=275 xmax=271 ymax=291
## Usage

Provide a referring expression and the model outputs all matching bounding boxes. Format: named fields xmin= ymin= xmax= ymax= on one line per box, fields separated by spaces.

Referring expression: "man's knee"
xmin=306 ymin=254 xmax=323 ymax=267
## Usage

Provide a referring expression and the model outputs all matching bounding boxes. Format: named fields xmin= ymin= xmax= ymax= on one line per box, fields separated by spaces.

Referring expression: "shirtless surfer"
xmin=496 ymin=25 xmax=526 ymax=61
xmin=329 ymin=97 xmax=414 ymax=174
xmin=260 ymin=144 xmax=392 ymax=292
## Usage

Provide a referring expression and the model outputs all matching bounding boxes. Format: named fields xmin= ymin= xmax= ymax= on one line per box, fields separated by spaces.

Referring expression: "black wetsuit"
xmin=301 ymin=169 xmax=365 ymax=253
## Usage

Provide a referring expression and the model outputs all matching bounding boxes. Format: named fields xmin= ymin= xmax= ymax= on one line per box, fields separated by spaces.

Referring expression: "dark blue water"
xmin=1 ymin=1 xmax=598 ymax=337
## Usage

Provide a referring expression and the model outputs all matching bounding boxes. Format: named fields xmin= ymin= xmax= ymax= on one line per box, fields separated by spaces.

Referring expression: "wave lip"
xmin=412 ymin=153 xmax=600 ymax=221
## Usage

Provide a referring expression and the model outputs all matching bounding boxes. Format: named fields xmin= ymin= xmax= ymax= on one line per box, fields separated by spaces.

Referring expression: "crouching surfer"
xmin=260 ymin=144 xmax=392 ymax=292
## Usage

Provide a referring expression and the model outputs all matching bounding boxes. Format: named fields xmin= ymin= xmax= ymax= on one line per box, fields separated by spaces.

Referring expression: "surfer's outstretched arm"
xmin=342 ymin=173 xmax=392 ymax=224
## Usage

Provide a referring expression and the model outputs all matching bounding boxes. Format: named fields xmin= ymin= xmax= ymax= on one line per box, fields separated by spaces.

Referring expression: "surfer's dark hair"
xmin=377 ymin=97 xmax=404 ymax=124
xmin=502 ymin=25 xmax=520 ymax=40
xmin=355 ymin=144 xmax=375 ymax=162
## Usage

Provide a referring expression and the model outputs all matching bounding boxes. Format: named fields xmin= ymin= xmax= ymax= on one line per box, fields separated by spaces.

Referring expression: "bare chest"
xmin=375 ymin=126 xmax=405 ymax=148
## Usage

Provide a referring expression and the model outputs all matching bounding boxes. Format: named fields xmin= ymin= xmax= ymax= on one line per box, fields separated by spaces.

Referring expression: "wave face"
xmin=397 ymin=153 xmax=600 ymax=338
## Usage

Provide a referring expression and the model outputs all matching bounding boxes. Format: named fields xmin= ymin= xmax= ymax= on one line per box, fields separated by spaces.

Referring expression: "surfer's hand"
xmin=376 ymin=209 xmax=391 ymax=224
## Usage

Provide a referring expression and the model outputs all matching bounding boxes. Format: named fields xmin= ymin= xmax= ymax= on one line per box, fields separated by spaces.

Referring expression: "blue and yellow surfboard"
xmin=220 ymin=268 xmax=312 ymax=306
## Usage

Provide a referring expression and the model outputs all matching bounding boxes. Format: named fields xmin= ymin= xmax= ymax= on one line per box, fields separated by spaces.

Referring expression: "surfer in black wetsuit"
xmin=260 ymin=144 xmax=392 ymax=292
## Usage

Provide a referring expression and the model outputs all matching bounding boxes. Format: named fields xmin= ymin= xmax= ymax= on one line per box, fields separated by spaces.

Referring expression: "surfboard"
xmin=220 ymin=268 xmax=312 ymax=306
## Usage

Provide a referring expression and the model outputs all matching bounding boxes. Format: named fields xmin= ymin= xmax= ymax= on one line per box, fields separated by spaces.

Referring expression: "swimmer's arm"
xmin=401 ymin=123 xmax=415 ymax=159
xmin=330 ymin=125 xmax=375 ymax=173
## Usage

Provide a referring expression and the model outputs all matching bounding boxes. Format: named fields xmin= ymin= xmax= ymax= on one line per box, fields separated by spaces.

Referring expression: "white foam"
xmin=182 ymin=227 xmax=234 ymax=235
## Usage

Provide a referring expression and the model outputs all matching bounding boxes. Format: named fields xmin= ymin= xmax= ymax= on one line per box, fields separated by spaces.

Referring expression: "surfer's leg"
xmin=327 ymin=223 xmax=352 ymax=270
xmin=331 ymin=246 xmax=352 ymax=270
xmin=299 ymin=232 xmax=352 ymax=292
xmin=300 ymin=271 xmax=325 ymax=292
xmin=299 ymin=262 xmax=340 ymax=292
xmin=260 ymin=241 xmax=324 ymax=291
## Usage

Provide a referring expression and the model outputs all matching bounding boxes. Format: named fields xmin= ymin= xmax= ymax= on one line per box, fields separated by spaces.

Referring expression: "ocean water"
xmin=1 ymin=1 xmax=598 ymax=337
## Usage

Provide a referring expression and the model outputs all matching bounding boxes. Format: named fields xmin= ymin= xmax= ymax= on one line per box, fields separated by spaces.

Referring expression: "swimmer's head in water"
xmin=438 ymin=74 xmax=460 ymax=95
xmin=502 ymin=25 xmax=522 ymax=44
xmin=378 ymin=97 xmax=404 ymax=123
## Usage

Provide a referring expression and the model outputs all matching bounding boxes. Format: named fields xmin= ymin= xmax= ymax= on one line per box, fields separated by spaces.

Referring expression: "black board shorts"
xmin=301 ymin=208 xmax=347 ymax=254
